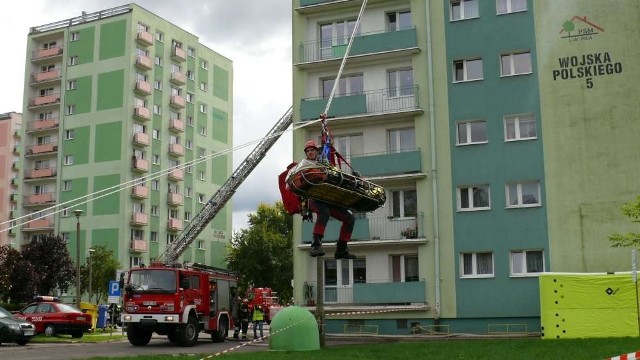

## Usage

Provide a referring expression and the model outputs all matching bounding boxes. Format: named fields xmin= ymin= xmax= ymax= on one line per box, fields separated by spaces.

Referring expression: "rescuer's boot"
xmin=334 ymin=240 xmax=356 ymax=259
xmin=310 ymin=235 xmax=325 ymax=257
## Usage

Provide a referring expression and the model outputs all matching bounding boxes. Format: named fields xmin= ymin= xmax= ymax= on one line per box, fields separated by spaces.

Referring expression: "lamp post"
xmin=88 ymin=248 xmax=95 ymax=304
xmin=73 ymin=209 xmax=83 ymax=307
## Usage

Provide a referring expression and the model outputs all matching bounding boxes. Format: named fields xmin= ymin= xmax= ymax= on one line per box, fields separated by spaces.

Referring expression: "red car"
xmin=14 ymin=296 xmax=92 ymax=338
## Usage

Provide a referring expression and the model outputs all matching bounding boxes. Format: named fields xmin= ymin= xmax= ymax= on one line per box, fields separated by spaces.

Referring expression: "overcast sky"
xmin=0 ymin=1 xmax=293 ymax=231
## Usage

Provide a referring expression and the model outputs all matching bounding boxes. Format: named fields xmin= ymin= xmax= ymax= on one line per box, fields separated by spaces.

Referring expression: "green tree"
xmin=80 ymin=245 xmax=121 ymax=303
xmin=21 ymin=234 xmax=75 ymax=297
xmin=609 ymin=196 xmax=640 ymax=247
xmin=227 ymin=201 xmax=293 ymax=303
xmin=0 ymin=245 xmax=29 ymax=302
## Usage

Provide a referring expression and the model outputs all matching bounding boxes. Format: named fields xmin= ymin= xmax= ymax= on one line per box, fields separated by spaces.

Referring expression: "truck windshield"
xmin=128 ymin=269 xmax=177 ymax=293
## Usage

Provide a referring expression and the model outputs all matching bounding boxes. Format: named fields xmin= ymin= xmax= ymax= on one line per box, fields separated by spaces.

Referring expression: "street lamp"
xmin=88 ymin=248 xmax=95 ymax=304
xmin=74 ymin=209 xmax=83 ymax=307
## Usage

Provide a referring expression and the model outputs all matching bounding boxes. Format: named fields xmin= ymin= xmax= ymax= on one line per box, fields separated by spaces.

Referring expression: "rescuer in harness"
xmin=302 ymin=140 xmax=356 ymax=260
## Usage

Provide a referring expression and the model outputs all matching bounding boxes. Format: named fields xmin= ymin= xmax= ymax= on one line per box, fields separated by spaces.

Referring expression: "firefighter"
xmin=231 ymin=296 xmax=240 ymax=339
xmin=303 ymin=140 xmax=356 ymax=259
xmin=238 ymin=298 xmax=251 ymax=340
xmin=252 ymin=304 xmax=265 ymax=339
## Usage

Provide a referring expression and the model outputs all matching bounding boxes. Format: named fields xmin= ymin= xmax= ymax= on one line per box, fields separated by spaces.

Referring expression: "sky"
xmin=1 ymin=0 xmax=294 ymax=231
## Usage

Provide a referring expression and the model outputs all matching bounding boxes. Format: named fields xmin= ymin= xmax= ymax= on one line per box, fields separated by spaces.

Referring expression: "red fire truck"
xmin=245 ymin=287 xmax=280 ymax=324
xmin=121 ymin=262 xmax=237 ymax=347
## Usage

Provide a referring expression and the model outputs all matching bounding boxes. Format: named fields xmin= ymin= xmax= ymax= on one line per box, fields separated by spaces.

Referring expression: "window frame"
xmin=457 ymin=185 xmax=491 ymax=211
xmin=450 ymin=0 xmax=479 ymax=21
xmin=456 ymin=120 xmax=487 ymax=145
xmin=510 ymin=250 xmax=544 ymax=276
xmin=453 ymin=58 xmax=483 ymax=82
xmin=504 ymin=114 xmax=536 ymax=141
xmin=460 ymin=252 xmax=494 ymax=278
xmin=496 ymin=0 xmax=528 ymax=15
xmin=500 ymin=51 xmax=532 ymax=77
xmin=505 ymin=181 xmax=541 ymax=208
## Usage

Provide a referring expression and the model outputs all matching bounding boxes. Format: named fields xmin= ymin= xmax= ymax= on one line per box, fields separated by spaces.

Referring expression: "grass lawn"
xmin=85 ymin=337 xmax=640 ymax=360
xmin=31 ymin=330 xmax=127 ymax=343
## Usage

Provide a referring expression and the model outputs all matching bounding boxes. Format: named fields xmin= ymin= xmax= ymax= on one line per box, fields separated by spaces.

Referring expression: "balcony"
xmin=134 ymin=80 xmax=152 ymax=96
xmin=350 ymin=149 xmax=422 ymax=177
xmin=170 ymin=71 xmax=186 ymax=86
xmin=28 ymin=117 xmax=59 ymax=132
xmin=31 ymin=46 xmax=63 ymax=62
xmin=168 ymin=169 xmax=184 ymax=181
xmin=171 ymin=46 xmax=186 ymax=62
xmin=13 ymin=129 xmax=21 ymax=139
xmin=169 ymin=95 xmax=185 ymax=108
xmin=12 ymin=162 xmax=19 ymax=171
xmin=169 ymin=119 xmax=185 ymax=132
xmin=169 ymin=143 xmax=184 ymax=157
xmin=130 ymin=239 xmax=148 ymax=252
xmin=133 ymin=106 xmax=150 ymax=121
xmin=300 ymin=86 xmax=421 ymax=121
xmin=135 ymin=55 xmax=153 ymax=71
xmin=29 ymin=93 xmax=61 ymax=108
xmin=23 ymin=192 xmax=56 ymax=206
xmin=167 ymin=218 xmax=183 ymax=231
xmin=30 ymin=69 xmax=62 ymax=84
xmin=10 ymin=193 xmax=18 ymax=202
xmin=167 ymin=193 xmax=183 ymax=206
xmin=26 ymin=142 xmax=58 ymax=156
xmin=12 ymin=145 xmax=19 ymax=155
xmin=296 ymin=27 xmax=418 ymax=66
xmin=22 ymin=216 xmax=54 ymax=231
xmin=136 ymin=31 xmax=153 ymax=46
xmin=131 ymin=185 xmax=149 ymax=199
xmin=132 ymin=132 xmax=150 ymax=146
xmin=130 ymin=212 xmax=148 ymax=226
xmin=131 ymin=157 xmax=149 ymax=172
xmin=303 ymin=279 xmax=426 ymax=306
xmin=24 ymin=167 xmax=57 ymax=180
xmin=302 ymin=213 xmax=424 ymax=243
xmin=10 ymin=178 xmax=18 ymax=188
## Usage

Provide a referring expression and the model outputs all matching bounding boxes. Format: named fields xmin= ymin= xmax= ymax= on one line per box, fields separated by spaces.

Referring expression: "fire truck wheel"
xmin=177 ymin=315 xmax=199 ymax=347
xmin=211 ymin=317 xmax=228 ymax=343
xmin=127 ymin=324 xmax=152 ymax=346
xmin=167 ymin=330 xmax=178 ymax=343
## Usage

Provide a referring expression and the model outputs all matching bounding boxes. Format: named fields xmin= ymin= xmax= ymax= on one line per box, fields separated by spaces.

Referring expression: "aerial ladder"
xmin=159 ymin=106 xmax=293 ymax=264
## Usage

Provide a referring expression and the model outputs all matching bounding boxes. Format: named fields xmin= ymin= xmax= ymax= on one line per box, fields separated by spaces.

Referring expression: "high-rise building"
xmin=16 ymin=4 xmax=233 ymax=279
xmin=291 ymin=0 xmax=640 ymax=334
xmin=0 ymin=112 xmax=22 ymax=246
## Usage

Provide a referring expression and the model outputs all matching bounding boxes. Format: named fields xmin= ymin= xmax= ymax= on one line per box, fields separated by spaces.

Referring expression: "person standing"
xmin=231 ymin=296 xmax=240 ymax=339
xmin=252 ymin=304 xmax=265 ymax=339
xmin=302 ymin=140 xmax=356 ymax=259
xmin=238 ymin=299 xmax=251 ymax=340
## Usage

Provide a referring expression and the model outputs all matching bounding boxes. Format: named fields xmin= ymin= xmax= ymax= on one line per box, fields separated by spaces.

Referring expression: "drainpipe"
xmin=425 ymin=0 xmax=441 ymax=324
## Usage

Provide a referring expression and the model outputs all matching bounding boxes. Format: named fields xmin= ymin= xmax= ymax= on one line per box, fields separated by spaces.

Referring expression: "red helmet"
xmin=304 ymin=140 xmax=319 ymax=153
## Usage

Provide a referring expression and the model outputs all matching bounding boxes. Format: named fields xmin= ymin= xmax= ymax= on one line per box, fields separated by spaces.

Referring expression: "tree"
xmin=609 ymin=196 xmax=640 ymax=247
xmin=227 ymin=201 xmax=293 ymax=303
xmin=21 ymin=234 xmax=75 ymax=297
xmin=80 ymin=245 xmax=121 ymax=303
xmin=0 ymin=245 xmax=24 ymax=302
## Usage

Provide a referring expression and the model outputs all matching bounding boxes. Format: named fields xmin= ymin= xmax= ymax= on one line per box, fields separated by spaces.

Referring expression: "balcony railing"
xmin=131 ymin=157 xmax=149 ymax=172
xmin=167 ymin=218 xmax=183 ymax=231
xmin=23 ymin=192 xmax=56 ymax=206
xmin=132 ymin=132 xmax=150 ymax=146
xmin=31 ymin=46 xmax=63 ymax=61
xmin=134 ymin=81 xmax=152 ymax=95
xmin=28 ymin=118 xmax=59 ymax=132
xmin=169 ymin=95 xmax=185 ymax=108
xmin=26 ymin=142 xmax=58 ymax=156
xmin=136 ymin=31 xmax=153 ymax=46
xmin=130 ymin=239 xmax=148 ymax=252
xmin=170 ymin=71 xmax=186 ymax=85
xmin=22 ymin=216 xmax=55 ymax=231
xmin=31 ymin=69 xmax=62 ymax=84
xmin=169 ymin=119 xmax=185 ymax=132
xmin=300 ymin=85 xmax=420 ymax=121
xmin=171 ymin=46 xmax=186 ymax=62
xmin=130 ymin=212 xmax=148 ymax=226
xmin=350 ymin=149 xmax=422 ymax=177
xmin=133 ymin=106 xmax=150 ymax=121
xmin=168 ymin=169 xmax=184 ymax=181
xmin=24 ymin=167 xmax=57 ymax=179
xmin=167 ymin=193 xmax=183 ymax=206
xmin=296 ymin=27 xmax=418 ymax=64
xmin=131 ymin=185 xmax=149 ymax=199
xmin=303 ymin=279 xmax=426 ymax=306
xmin=169 ymin=143 xmax=184 ymax=157
xmin=29 ymin=93 xmax=61 ymax=107
xmin=302 ymin=213 xmax=424 ymax=243
xmin=135 ymin=55 xmax=153 ymax=70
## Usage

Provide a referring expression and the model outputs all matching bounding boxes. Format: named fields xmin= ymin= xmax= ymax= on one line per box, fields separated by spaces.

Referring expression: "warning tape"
xmin=605 ymin=351 xmax=640 ymax=360
xmin=326 ymin=308 xmax=412 ymax=316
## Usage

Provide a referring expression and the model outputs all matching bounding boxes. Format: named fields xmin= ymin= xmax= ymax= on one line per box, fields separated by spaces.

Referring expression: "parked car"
xmin=14 ymin=296 xmax=92 ymax=338
xmin=0 ymin=306 xmax=36 ymax=345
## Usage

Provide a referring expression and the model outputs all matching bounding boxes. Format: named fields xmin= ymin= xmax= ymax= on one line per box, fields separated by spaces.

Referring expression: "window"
xmin=457 ymin=185 xmax=490 ymax=211
xmin=453 ymin=59 xmax=483 ymax=82
xmin=497 ymin=0 xmax=527 ymax=14
xmin=62 ymin=208 xmax=69 ymax=217
xmin=151 ymin=179 xmax=159 ymax=191
xmin=185 ymin=165 xmax=193 ymax=173
xmin=200 ymin=82 xmax=207 ymax=91
xmin=320 ymin=19 xmax=360 ymax=59
xmin=391 ymin=189 xmax=417 ymax=218
xmin=198 ymin=147 xmax=206 ymax=158
xmin=185 ymin=139 xmax=193 ymax=149
xmin=510 ymin=250 xmax=544 ymax=275
xmin=167 ymin=234 xmax=178 ymax=245
xmin=187 ymin=47 xmax=195 ymax=57
xmin=388 ymin=128 xmax=415 ymax=152
xmin=199 ymin=171 xmax=205 ymax=181
xmin=150 ymin=205 xmax=158 ymax=216
xmin=66 ymin=105 xmax=75 ymax=115
xmin=388 ymin=69 xmax=414 ymax=97
xmin=197 ymin=240 xmax=204 ymax=249
xmin=185 ymin=211 xmax=192 ymax=222
xmin=71 ymin=32 xmax=80 ymax=41
xmin=186 ymin=70 xmax=194 ymax=80
xmin=153 ymin=105 xmax=162 ymax=115
xmin=186 ymin=116 xmax=194 ymax=127
xmin=65 ymin=130 xmax=75 ymax=140
xmin=155 ymin=31 xmax=164 ymax=42
xmin=150 ymin=231 xmax=158 ymax=242
xmin=506 ymin=181 xmax=540 ymax=207
xmin=199 ymin=104 xmax=207 ymax=114
xmin=170 ymin=111 xmax=181 ymax=120
xmin=131 ymin=229 xmax=144 ymax=241
xmin=130 ymin=257 xmax=144 ymax=268
xmin=504 ymin=114 xmax=536 ymax=141
xmin=501 ymin=52 xmax=532 ymax=76
xmin=391 ymin=255 xmax=419 ymax=282
xmin=387 ymin=10 xmax=412 ymax=31
xmin=61 ymin=232 xmax=70 ymax=242
xmin=460 ymin=252 xmax=494 ymax=278
xmin=457 ymin=120 xmax=487 ymax=145
xmin=186 ymin=92 xmax=194 ymax=103
xmin=64 ymin=155 xmax=74 ymax=165
xmin=152 ymin=129 xmax=160 ymax=139
xmin=63 ymin=180 xmax=72 ymax=191
xmin=201 ymin=60 xmax=208 ymax=69
xmin=154 ymin=56 xmax=163 ymax=66
xmin=69 ymin=56 xmax=78 ymax=66
xmin=450 ymin=0 xmax=479 ymax=21
xmin=133 ymin=202 xmax=145 ymax=214
xmin=152 ymin=154 xmax=160 ymax=165
xmin=67 ymin=80 xmax=77 ymax=90
xmin=154 ymin=80 xmax=162 ymax=90
xmin=322 ymin=74 xmax=363 ymax=98
xmin=185 ymin=186 xmax=192 ymax=198
xmin=198 ymin=193 xmax=205 ymax=203
xmin=137 ymin=22 xmax=149 ymax=33
xmin=199 ymin=125 xmax=207 ymax=135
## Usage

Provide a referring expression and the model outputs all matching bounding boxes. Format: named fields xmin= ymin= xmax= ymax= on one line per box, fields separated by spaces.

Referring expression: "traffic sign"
xmin=108 ymin=280 xmax=121 ymax=304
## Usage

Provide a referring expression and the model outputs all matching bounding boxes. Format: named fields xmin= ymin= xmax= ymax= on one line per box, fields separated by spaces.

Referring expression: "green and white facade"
xmin=16 ymin=4 xmax=234 ymax=280
xmin=291 ymin=0 xmax=640 ymax=335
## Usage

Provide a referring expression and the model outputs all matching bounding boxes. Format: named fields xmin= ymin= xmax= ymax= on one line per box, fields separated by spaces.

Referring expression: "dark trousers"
xmin=308 ymin=199 xmax=355 ymax=241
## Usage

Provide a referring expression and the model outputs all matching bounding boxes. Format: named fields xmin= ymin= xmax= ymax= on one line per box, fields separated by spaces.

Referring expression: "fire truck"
xmin=121 ymin=108 xmax=293 ymax=347
xmin=245 ymin=287 xmax=280 ymax=324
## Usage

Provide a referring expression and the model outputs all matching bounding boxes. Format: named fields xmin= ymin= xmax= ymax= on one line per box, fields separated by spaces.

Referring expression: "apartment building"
xmin=0 ymin=112 xmax=22 ymax=246
xmin=17 ymin=4 xmax=233 ymax=281
xmin=291 ymin=0 xmax=640 ymax=335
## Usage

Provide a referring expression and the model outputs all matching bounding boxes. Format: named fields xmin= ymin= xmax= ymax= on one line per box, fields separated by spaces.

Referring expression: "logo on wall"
xmin=559 ymin=16 xmax=604 ymax=42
